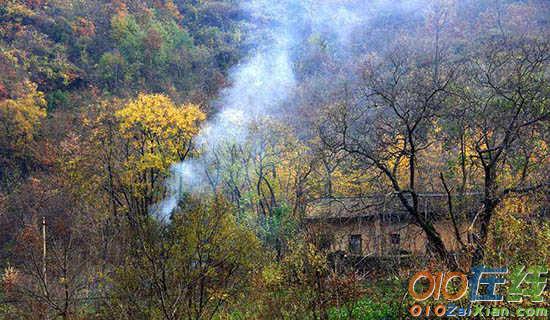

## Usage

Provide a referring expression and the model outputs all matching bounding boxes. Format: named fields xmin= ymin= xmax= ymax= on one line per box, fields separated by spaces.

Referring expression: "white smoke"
xmin=154 ymin=0 xmax=426 ymax=219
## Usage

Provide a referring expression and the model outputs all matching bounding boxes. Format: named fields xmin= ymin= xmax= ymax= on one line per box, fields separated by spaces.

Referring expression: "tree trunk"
xmin=471 ymin=166 xmax=499 ymax=267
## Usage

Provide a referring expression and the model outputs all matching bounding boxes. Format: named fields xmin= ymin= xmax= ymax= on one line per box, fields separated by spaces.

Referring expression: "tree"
xmin=89 ymin=93 xmax=205 ymax=218
xmin=450 ymin=2 xmax=550 ymax=266
xmin=320 ymin=34 xmax=459 ymax=268
xmin=103 ymin=196 xmax=261 ymax=320
xmin=0 ymin=80 xmax=46 ymax=182
xmin=1 ymin=150 xmax=108 ymax=320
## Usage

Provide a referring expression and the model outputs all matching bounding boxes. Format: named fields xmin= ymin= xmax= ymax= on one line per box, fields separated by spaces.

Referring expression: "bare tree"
xmin=320 ymin=33 xmax=459 ymax=268
xmin=451 ymin=6 xmax=550 ymax=266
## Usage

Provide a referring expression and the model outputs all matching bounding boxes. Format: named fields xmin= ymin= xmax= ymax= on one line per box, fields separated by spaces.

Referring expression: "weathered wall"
xmin=309 ymin=219 xmax=469 ymax=256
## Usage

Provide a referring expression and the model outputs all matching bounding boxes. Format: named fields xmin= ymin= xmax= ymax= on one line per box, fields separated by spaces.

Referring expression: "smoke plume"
xmin=154 ymin=0 xmax=426 ymax=219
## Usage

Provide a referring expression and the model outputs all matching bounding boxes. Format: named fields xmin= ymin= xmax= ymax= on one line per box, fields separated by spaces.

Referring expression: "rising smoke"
xmin=153 ymin=0 xmax=427 ymax=219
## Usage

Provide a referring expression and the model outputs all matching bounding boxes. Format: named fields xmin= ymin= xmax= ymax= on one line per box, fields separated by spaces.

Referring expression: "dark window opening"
xmin=390 ymin=233 xmax=400 ymax=245
xmin=318 ymin=234 xmax=333 ymax=251
xmin=349 ymin=234 xmax=362 ymax=255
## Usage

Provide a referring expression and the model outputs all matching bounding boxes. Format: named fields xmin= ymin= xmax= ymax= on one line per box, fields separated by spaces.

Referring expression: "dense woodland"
xmin=0 ymin=0 xmax=549 ymax=319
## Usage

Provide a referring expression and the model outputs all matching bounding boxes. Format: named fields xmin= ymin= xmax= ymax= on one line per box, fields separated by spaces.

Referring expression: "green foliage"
xmin=327 ymin=280 xmax=403 ymax=320
xmin=249 ymin=239 xmax=330 ymax=319
xmin=1 ymin=0 xmax=243 ymax=102
xmin=104 ymin=197 xmax=262 ymax=319
xmin=46 ymin=89 xmax=69 ymax=111
xmin=101 ymin=10 xmax=195 ymax=92
xmin=260 ymin=203 xmax=298 ymax=255
xmin=327 ymin=297 xmax=399 ymax=320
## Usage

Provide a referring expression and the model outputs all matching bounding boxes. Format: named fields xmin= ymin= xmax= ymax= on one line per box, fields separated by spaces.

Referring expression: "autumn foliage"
xmin=0 ymin=1 xmax=549 ymax=319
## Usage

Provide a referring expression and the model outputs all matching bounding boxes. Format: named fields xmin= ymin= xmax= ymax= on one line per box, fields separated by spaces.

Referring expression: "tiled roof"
xmin=305 ymin=193 xmax=482 ymax=223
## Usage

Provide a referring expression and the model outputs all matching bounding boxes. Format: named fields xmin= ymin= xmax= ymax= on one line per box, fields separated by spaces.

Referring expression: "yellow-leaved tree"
xmin=0 ymin=81 xmax=46 ymax=182
xmin=116 ymin=93 xmax=204 ymax=171
xmin=89 ymin=93 xmax=205 ymax=217
xmin=0 ymin=81 xmax=46 ymax=154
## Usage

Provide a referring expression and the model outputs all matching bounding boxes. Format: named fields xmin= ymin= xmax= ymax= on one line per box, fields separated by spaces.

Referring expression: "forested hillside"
xmin=1 ymin=0 xmax=549 ymax=319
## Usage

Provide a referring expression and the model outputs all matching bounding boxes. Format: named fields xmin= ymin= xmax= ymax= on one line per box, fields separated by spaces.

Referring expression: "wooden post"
xmin=42 ymin=216 xmax=48 ymax=320
xmin=42 ymin=217 xmax=47 ymax=290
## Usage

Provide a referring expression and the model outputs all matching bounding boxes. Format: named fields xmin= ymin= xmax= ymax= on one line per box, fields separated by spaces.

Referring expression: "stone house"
xmin=304 ymin=193 xmax=480 ymax=257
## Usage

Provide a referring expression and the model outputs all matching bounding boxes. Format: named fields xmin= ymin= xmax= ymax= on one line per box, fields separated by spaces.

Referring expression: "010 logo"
xmin=407 ymin=266 xmax=548 ymax=318
xmin=408 ymin=271 xmax=468 ymax=317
